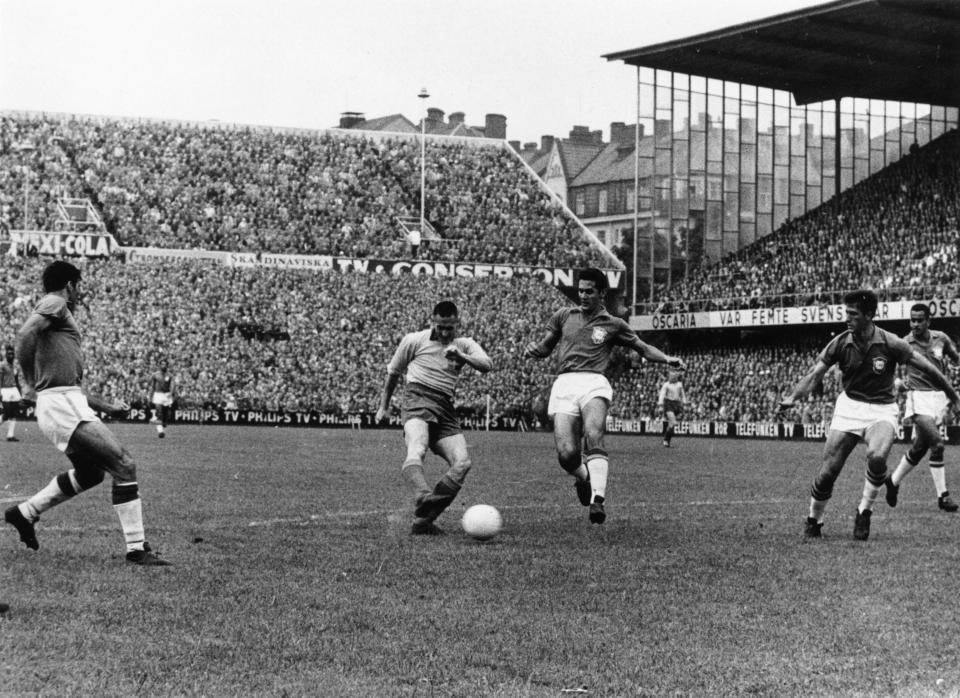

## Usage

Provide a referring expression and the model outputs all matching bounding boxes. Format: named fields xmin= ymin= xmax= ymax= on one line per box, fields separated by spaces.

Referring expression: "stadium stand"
xmin=647 ymin=129 xmax=960 ymax=314
xmin=1 ymin=113 xmax=613 ymax=269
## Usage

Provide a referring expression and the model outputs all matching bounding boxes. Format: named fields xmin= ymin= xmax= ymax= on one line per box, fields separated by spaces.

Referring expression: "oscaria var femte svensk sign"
xmin=633 ymin=299 xmax=960 ymax=331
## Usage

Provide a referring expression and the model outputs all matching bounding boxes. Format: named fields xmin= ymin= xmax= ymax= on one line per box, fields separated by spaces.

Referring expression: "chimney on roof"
xmin=427 ymin=107 xmax=445 ymax=125
xmin=509 ymin=140 xmax=521 ymax=151
xmin=339 ymin=112 xmax=365 ymax=129
xmin=591 ymin=129 xmax=603 ymax=145
xmin=449 ymin=111 xmax=465 ymax=125
xmin=485 ymin=113 xmax=506 ymax=139
xmin=569 ymin=125 xmax=591 ymax=144
xmin=615 ymin=125 xmax=638 ymax=154
xmin=523 ymin=142 xmax=538 ymax=152
xmin=610 ymin=122 xmax=625 ymax=144
xmin=541 ymin=135 xmax=555 ymax=152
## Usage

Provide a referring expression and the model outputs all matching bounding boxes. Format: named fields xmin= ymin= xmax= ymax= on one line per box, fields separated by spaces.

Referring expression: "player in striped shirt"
xmin=376 ymin=300 xmax=493 ymax=535
xmin=885 ymin=304 xmax=960 ymax=512
xmin=525 ymin=268 xmax=684 ymax=525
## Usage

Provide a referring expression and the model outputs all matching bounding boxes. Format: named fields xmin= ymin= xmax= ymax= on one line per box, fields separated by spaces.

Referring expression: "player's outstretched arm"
xmin=633 ymin=339 xmax=684 ymax=368
xmin=779 ymin=360 xmax=829 ymax=412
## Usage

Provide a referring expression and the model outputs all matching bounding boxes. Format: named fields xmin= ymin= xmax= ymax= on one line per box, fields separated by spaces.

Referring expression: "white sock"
xmin=6 ymin=420 xmax=15 ymax=438
xmin=587 ymin=456 xmax=609 ymax=501
xmin=21 ymin=473 xmax=77 ymax=520
xmin=809 ymin=498 xmax=827 ymax=522
xmin=113 ymin=498 xmax=145 ymax=552
xmin=891 ymin=454 xmax=915 ymax=486
xmin=929 ymin=463 xmax=947 ymax=497
xmin=859 ymin=479 xmax=882 ymax=513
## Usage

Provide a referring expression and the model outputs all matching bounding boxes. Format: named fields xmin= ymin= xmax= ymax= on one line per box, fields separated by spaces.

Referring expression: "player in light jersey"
xmin=376 ymin=301 xmax=492 ymax=535
xmin=150 ymin=361 xmax=175 ymax=438
xmin=885 ymin=304 xmax=960 ymax=512
xmin=4 ymin=261 xmax=169 ymax=565
xmin=657 ymin=369 xmax=686 ymax=448
xmin=525 ymin=268 xmax=685 ymax=525
xmin=0 ymin=344 xmax=22 ymax=441
xmin=780 ymin=290 xmax=959 ymax=541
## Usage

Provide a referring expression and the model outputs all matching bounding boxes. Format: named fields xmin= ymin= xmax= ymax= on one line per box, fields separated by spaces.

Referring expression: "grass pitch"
xmin=2 ymin=425 xmax=960 ymax=697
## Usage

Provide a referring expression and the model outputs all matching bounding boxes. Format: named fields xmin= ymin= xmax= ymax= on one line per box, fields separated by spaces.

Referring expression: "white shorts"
xmin=829 ymin=392 xmax=899 ymax=437
xmin=152 ymin=391 xmax=174 ymax=407
xmin=1 ymin=387 xmax=21 ymax=402
xmin=547 ymin=372 xmax=612 ymax=417
xmin=36 ymin=386 xmax=100 ymax=452
xmin=903 ymin=390 xmax=948 ymax=424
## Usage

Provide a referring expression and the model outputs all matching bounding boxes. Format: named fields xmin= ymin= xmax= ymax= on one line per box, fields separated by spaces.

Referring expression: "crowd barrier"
xmin=12 ymin=405 xmax=954 ymax=444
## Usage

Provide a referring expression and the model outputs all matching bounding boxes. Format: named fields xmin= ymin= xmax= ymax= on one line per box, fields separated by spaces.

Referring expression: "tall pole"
xmin=632 ymin=66 xmax=640 ymax=315
xmin=418 ymin=87 xmax=430 ymax=236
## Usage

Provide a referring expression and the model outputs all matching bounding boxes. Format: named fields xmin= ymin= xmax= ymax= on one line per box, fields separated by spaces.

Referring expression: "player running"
xmin=780 ymin=290 xmax=959 ymax=541
xmin=885 ymin=304 xmax=960 ymax=512
xmin=4 ymin=260 xmax=169 ymax=565
xmin=150 ymin=360 xmax=176 ymax=438
xmin=375 ymin=300 xmax=493 ymax=535
xmin=525 ymin=268 xmax=684 ymax=524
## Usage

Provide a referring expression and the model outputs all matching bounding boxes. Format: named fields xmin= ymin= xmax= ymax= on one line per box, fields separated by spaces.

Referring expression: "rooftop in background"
xmin=604 ymin=0 xmax=960 ymax=106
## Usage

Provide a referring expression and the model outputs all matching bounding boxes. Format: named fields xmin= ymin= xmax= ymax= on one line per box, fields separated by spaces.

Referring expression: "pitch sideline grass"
xmin=2 ymin=425 xmax=959 ymax=697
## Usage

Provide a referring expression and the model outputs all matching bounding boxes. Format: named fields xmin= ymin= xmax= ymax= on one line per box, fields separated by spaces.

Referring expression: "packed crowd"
xmin=0 ymin=253 xmax=877 ymax=425
xmin=650 ymin=128 xmax=960 ymax=313
xmin=0 ymin=113 xmax=610 ymax=269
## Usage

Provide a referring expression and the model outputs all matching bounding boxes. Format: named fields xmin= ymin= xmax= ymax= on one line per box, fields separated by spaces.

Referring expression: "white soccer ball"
xmin=461 ymin=504 xmax=503 ymax=541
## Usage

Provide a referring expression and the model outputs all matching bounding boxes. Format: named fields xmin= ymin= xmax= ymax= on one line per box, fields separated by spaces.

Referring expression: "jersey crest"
xmin=933 ymin=343 xmax=944 ymax=360
xmin=872 ymin=357 xmax=887 ymax=374
xmin=591 ymin=327 xmax=608 ymax=345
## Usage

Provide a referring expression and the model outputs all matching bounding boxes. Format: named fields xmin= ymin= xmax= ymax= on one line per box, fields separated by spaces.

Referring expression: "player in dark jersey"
xmin=0 ymin=344 xmax=23 ymax=441
xmin=4 ymin=261 xmax=169 ymax=565
xmin=780 ymin=290 xmax=959 ymax=541
xmin=525 ymin=268 xmax=684 ymax=524
xmin=885 ymin=304 xmax=960 ymax=512
xmin=150 ymin=361 xmax=176 ymax=438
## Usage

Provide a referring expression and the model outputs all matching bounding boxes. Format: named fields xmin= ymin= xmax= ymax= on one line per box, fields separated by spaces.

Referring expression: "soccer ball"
xmin=461 ymin=504 xmax=502 ymax=541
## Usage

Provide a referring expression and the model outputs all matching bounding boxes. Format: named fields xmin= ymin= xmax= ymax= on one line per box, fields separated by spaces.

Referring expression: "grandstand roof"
xmin=604 ymin=0 xmax=960 ymax=106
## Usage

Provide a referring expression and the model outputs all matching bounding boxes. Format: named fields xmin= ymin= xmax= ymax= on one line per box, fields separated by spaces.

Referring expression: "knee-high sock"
xmin=585 ymin=450 xmax=609 ymax=502
xmin=112 ymin=482 xmax=145 ymax=552
xmin=20 ymin=471 xmax=82 ymax=521
xmin=929 ymin=461 xmax=948 ymax=497
xmin=401 ymin=460 xmax=430 ymax=498
xmin=891 ymin=454 xmax=917 ymax=486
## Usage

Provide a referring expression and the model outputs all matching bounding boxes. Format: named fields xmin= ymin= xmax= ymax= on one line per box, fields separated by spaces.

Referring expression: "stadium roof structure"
xmin=603 ymin=0 xmax=960 ymax=106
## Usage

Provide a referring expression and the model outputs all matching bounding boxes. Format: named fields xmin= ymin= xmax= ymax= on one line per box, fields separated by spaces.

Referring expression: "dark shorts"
xmin=2 ymin=401 xmax=19 ymax=420
xmin=401 ymin=382 xmax=462 ymax=444
xmin=663 ymin=399 xmax=683 ymax=416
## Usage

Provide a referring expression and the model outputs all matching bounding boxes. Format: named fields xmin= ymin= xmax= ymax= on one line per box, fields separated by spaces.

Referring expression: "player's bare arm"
xmin=14 ymin=312 xmax=51 ymax=397
xmin=779 ymin=359 xmax=830 ymax=410
xmin=375 ymin=371 xmax=402 ymax=423
xmin=444 ymin=345 xmax=492 ymax=373
xmin=524 ymin=330 xmax=559 ymax=359
xmin=85 ymin=393 xmax=130 ymax=419
xmin=632 ymin=339 xmax=684 ymax=368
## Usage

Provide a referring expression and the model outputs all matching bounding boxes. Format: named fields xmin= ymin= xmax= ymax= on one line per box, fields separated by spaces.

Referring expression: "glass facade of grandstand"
xmin=629 ymin=68 xmax=959 ymax=312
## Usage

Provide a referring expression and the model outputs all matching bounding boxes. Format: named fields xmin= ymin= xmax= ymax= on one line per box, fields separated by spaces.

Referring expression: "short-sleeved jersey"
xmin=387 ymin=328 xmax=491 ymax=399
xmin=0 ymin=360 xmax=19 ymax=389
xmin=903 ymin=329 xmax=955 ymax=391
xmin=818 ymin=326 xmax=913 ymax=404
xmin=151 ymin=371 xmax=173 ymax=393
xmin=541 ymin=308 xmax=640 ymax=375
xmin=658 ymin=380 xmax=685 ymax=404
xmin=29 ymin=294 xmax=83 ymax=391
